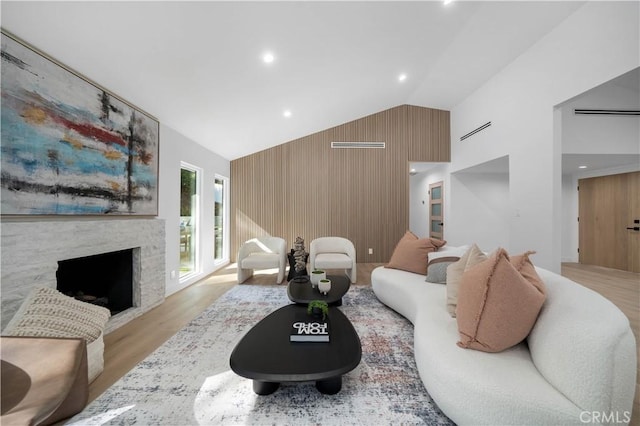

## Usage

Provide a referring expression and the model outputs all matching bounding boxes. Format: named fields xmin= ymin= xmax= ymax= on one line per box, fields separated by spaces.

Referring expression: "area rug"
xmin=69 ymin=285 xmax=454 ymax=425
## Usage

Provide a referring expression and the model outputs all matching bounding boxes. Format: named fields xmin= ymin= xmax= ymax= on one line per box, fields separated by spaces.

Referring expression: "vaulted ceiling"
xmin=1 ymin=1 xmax=585 ymax=160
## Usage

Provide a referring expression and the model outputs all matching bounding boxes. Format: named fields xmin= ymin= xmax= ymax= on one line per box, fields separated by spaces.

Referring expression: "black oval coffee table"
xmin=287 ymin=275 xmax=350 ymax=306
xmin=229 ymin=304 xmax=361 ymax=395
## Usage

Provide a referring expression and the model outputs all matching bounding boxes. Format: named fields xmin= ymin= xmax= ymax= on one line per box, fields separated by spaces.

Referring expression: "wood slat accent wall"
xmin=231 ymin=104 xmax=450 ymax=264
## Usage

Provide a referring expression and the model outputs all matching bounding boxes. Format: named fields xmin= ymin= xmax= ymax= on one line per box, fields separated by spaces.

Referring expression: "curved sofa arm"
xmin=528 ymin=268 xmax=636 ymax=417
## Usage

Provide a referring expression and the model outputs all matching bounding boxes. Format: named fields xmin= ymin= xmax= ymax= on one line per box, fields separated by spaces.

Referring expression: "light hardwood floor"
xmin=91 ymin=262 xmax=639 ymax=424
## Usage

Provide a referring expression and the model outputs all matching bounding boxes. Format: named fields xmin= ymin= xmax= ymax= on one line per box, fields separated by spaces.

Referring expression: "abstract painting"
xmin=1 ymin=32 xmax=159 ymax=215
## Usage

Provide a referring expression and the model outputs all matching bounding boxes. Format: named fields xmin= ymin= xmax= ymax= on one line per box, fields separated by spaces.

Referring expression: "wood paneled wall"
xmin=231 ymin=105 xmax=450 ymax=264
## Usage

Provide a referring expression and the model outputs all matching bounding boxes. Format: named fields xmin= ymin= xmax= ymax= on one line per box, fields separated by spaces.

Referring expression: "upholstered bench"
xmin=1 ymin=336 xmax=89 ymax=426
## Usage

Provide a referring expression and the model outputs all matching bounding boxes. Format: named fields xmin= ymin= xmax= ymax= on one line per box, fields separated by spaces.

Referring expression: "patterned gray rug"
xmin=69 ymin=285 xmax=453 ymax=425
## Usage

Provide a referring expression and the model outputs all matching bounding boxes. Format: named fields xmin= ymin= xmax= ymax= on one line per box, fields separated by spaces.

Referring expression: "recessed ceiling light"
xmin=579 ymin=165 xmax=588 ymax=169
xmin=398 ymin=73 xmax=407 ymax=82
xmin=262 ymin=52 xmax=275 ymax=64
xmin=283 ymin=110 xmax=292 ymax=118
xmin=444 ymin=0 xmax=454 ymax=5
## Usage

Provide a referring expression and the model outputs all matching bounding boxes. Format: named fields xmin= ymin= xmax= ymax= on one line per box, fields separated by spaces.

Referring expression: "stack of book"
xmin=290 ymin=315 xmax=330 ymax=342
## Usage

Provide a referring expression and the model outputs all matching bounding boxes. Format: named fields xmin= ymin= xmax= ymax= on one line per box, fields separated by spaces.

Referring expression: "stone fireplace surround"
xmin=1 ymin=218 xmax=165 ymax=333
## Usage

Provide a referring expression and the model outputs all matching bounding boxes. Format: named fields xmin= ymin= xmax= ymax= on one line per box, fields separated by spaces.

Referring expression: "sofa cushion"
xmin=456 ymin=248 xmax=546 ymax=353
xmin=314 ymin=253 xmax=353 ymax=269
xmin=446 ymin=244 xmax=487 ymax=317
xmin=241 ymin=252 xmax=280 ymax=269
xmin=386 ymin=231 xmax=445 ymax=275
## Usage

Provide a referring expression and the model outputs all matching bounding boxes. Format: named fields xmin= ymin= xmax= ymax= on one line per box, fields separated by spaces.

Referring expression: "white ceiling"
xmin=411 ymin=154 xmax=640 ymax=176
xmin=562 ymin=153 xmax=640 ymax=175
xmin=1 ymin=1 xmax=585 ymax=160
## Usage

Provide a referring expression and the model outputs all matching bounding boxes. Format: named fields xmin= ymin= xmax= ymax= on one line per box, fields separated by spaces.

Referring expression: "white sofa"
xmin=371 ymin=260 xmax=637 ymax=425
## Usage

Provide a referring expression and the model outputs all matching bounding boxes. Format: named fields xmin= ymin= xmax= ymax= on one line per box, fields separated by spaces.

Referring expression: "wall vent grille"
xmin=331 ymin=141 xmax=385 ymax=149
xmin=574 ymin=109 xmax=640 ymax=116
xmin=460 ymin=121 xmax=491 ymax=141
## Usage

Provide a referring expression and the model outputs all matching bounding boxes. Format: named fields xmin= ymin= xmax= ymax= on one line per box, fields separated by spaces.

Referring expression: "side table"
xmin=287 ymin=275 xmax=350 ymax=306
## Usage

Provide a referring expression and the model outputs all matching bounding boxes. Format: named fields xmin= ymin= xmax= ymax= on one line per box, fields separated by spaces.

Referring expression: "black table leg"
xmin=253 ymin=380 xmax=280 ymax=395
xmin=316 ymin=376 xmax=342 ymax=394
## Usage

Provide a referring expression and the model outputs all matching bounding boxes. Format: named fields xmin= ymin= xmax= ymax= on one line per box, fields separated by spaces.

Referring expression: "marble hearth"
xmin=1 ymin=218 xmax=165 ymax=333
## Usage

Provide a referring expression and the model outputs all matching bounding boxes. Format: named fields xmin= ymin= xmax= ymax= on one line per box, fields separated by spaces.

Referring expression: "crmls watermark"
xmin=579 ymin=411 xmax=631 ymax=424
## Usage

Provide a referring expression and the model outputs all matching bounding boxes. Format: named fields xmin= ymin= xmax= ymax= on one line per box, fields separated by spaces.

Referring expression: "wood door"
xmin=429 ymin=181 xmax=444 ymax=240
xmin=579 ymin=171 xmax=640 ymax=272
xmin=628 ymin=172 xmax=640 ymax=273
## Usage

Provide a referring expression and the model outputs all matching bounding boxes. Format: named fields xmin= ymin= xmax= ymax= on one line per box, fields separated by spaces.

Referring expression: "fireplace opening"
xmin=57 ymin=249 xmax=134 ymax=315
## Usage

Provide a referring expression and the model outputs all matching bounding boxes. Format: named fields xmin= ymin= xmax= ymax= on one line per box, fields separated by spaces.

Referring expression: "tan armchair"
xmin=310 ymin=237 xmax=357 ymax=283
xmin=237 ymin=236 xmax=287 ymax=284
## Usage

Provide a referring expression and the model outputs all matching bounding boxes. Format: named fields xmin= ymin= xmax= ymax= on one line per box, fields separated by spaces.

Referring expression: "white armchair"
xmin=309 ymin=237 xmax=357 ymax=283
xmin=237 ymin=237 xmax=287 ymax=284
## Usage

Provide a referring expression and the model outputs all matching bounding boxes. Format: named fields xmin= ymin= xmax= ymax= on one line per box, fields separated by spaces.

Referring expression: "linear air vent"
xmin=460 ymin=121 xmax=491 ymax=141
xmin=331 ymin=142 xmax=386 ymax=149
xmin=574 ymin=109 xmax=640 ymax=116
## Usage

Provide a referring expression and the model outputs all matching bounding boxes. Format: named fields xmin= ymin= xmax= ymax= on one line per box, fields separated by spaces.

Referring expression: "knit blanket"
xmin=2 ymin=287 xmax=110 ymax=343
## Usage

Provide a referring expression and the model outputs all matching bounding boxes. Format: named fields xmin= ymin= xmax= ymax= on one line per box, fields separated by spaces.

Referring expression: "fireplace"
xmin=1 ymin=218 xmax=166 ymax=333
xmin=57 ymin=249 xmax=135 ymax=316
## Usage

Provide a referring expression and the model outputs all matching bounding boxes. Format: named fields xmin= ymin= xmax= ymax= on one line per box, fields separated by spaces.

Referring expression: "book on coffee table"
xmin=290 ymin=314 xmax=330 ymax=342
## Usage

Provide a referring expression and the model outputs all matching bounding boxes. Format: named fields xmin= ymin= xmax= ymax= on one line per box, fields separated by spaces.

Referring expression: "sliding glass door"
xmin=213 ymin=175 xmax=228 ymax=262
xmin=180 ymin=164 xmax=200 ymax=278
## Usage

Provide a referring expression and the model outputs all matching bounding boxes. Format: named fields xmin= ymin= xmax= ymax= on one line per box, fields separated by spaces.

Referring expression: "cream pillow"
xmin=456 ymin=248 xmax=546 ymax=353
xmin=386 ymin=231 xmax=446 ymax=275
xmin=446 ymin=244 xmax=487 ymax=317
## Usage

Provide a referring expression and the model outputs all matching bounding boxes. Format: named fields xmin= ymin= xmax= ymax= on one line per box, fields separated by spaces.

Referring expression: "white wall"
xmin=561 ymin=173 xmax=578 ymax=262
xmin=448 ymin=171 xmax=510 ymax=253
xmin=446 ymin=1 xmax=639 ymax=272
xmin=561 ymin=73 xmax=640 ymax=155
xmin=158 ymin=125 xmax=230 ymax=296
xmin=409 ymin=163 xmax=510 ymax=252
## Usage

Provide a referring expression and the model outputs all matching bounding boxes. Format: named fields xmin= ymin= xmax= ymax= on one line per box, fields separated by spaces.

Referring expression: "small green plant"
xmin=307 ymin=300 xmax=329 ymax=321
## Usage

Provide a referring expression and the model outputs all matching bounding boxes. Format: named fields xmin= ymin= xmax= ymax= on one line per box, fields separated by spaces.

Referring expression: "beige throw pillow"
xmin=446 ymin=244 xmax=487 ymax=317
xmin=456 ymin=248 xmax=546 ymax=353
xmin=386 ymin=231 xmax=446 ymax=275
